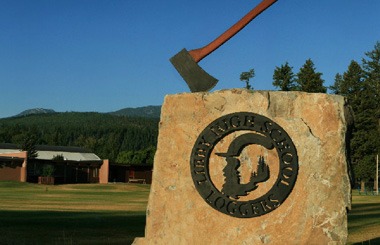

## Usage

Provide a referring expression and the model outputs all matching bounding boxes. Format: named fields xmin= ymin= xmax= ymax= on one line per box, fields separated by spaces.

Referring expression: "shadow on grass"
xmin=352 ymin=237 xmax=380 ymax=245
xmin=348 ymin=203 xmax=380 ymax=224
xmin=348 ymin=202 xmax=380 ymax=244
xmin=0 ymin=210 xmax=146 ymax=245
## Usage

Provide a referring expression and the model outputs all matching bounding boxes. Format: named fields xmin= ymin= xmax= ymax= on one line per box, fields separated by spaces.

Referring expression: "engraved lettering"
xmin=251 ymin=203 xmax=261 ymax=215
xmin=269 ymin=194 xmax=280 ymax=208
xmin=260 ymin=200 xmax=273 ymax=212
xmin=270 ymin=129 xmax=285 ymax=142
xmin=281 ymin=152 xmax=294 ymax=164
xmin=194 ymin=171 xmax=207 ymax=185
xmin=278 ymin=166 xmax=294 ymax=187
xmin=194 ymin=147 xmax=207 ymax=157
xmin=206 ymin=190 xmax=217 ymax=204
xmin=198 ymin=135 xmax=212 ymax=147
xmin=214 ymin=197 xmax=225 ymax=209
xmin=239 ymin=203 xmax=253 ymax=216
xmin=227 ymin=201 xmax=237 ymax=214
xmin=283 ymin=166 xmax=294 ymax=178
xmin=210 ymin=119 xmax=229 ymax=136
xmin=279 ymin=179 xmax=290 ymax=186
xmin=264 ymin=121 xmax=273 ymax=132
xmin=275 ymin=138 xmax=289 ymax=152
xmin=230 ymin=115 xmax=241 ymax=128
xmin=193 ymin=156 xmax=205 ymax=167
xmin=243 ymin=115 xmax=255 ymax=127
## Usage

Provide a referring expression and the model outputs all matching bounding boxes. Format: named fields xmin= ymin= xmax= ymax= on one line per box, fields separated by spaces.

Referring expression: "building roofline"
xmin=35 ymin=145 xmax=92 ymax=153
xmin=0 ymin=143 xmax=92 ymax=153
xmin=0 ymin=143 xmax=19 ymax=150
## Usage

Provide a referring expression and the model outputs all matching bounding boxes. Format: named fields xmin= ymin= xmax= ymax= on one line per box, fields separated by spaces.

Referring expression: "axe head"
xmin=170 ymin=49 xmax=218 ymax=92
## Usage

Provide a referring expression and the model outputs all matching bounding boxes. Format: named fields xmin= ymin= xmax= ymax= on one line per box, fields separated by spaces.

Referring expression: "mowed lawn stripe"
xmin=0 ymin=181 xmax=149 ymax=244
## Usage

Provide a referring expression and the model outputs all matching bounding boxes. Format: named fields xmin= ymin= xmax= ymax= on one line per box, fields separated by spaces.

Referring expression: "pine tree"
xmin=272 ymin=62 xmax=297 ymax=91
xmin=330 ymin=60 xmax=364 ymax=110
xmin=354 ymin=42 xmax=380 ymax=188
xmin=21 ymin=135 xmax=38 ymax=159
xmin=362 ymin=41 xmax=380 ymax=119
xmin=330 ymin=73 xmax=343 ymax=94
xmin=296 ymin=59 xmax=326 ymax=93
xmin=240 ymin=69 xmax=255 ymax=90
xmin=332 ymin=43 xmax=380 ymax=191
xmin=329 ymin=61 xmax=366 ymax=189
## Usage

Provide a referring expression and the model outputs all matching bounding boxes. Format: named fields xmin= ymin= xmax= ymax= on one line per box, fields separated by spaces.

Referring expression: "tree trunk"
xmin=361 ymin=180 xmax=366 ymax=193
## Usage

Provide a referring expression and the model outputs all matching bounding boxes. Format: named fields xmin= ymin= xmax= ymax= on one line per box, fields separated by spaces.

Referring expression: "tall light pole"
xmin=376 ymin=154 xmax=379 ymax=195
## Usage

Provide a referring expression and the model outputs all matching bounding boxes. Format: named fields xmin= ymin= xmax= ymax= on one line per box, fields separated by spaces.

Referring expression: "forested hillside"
xmin=109 ymin=105 xmax=161 ymax=118
xmin=0 ymin=112 xmax=159 ymax=164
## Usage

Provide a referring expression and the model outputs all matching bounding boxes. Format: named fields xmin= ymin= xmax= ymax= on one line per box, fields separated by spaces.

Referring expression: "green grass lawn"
xmin=348 ymin=190 xmax=380 ymax=244
xmin=0 ymin=181 xmax=379 ymax=244
xmin=0 ymin=181 xmax=149 ymax=244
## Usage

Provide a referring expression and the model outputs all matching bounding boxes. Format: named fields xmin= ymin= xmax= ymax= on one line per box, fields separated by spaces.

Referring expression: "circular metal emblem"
xmin=190 ymin=112 xmax=298 ymax=218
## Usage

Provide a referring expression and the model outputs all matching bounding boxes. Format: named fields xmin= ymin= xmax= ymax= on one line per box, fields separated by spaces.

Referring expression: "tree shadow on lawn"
xmin=0 ymin=210 xmax=146 ymax=245
xmin=349 ymin=202 xmax=380 ymax=244
xmin=352 ymin=237 xmax=380 ymax=245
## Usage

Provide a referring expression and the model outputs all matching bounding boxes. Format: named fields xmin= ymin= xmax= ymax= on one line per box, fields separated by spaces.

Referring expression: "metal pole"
xmin=376 ymin=154 xmax=379 ymax=195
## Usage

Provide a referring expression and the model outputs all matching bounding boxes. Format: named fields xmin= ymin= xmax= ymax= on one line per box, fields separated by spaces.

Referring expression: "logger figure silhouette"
xmin=216 ymin=133 xmax=274 ymax=199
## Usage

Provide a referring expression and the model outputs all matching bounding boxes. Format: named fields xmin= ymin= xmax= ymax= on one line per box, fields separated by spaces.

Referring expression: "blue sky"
xmin=1 ymin=0 xmax=379 ymax=118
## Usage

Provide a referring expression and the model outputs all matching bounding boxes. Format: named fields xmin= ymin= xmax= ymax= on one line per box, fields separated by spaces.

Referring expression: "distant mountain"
xmin=109 ymin=106 xmax=161 ymax=118
xmin=11 ymin=106 xmax=161 ymax=119
xmin=15 ymin=108 xmax=56 ymax=117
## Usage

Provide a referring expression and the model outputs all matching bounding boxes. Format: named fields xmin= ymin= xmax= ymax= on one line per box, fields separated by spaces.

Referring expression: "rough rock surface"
xmin=134 ymin=90 xmax=351 ymax=245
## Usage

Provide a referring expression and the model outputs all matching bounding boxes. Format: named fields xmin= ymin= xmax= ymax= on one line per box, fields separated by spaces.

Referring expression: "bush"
xmin=42 ymin=164 xmax=55 ymax=177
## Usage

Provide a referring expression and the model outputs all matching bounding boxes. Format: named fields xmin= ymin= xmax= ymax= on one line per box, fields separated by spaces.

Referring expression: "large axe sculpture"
xmin=170 ymin=0 xmax=278 ymax=92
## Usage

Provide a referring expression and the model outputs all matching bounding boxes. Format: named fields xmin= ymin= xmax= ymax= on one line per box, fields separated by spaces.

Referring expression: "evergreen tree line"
xmin=0 ymin=112 xmax=159 ymax=165
xmin=269 ymin=42 xmax=379 ymax=188
xmin=272 ymin=58 xmax=326 ymax=93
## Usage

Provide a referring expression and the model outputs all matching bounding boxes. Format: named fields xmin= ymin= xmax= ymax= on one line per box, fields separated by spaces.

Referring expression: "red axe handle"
xmin=189 ymin=0 xmax=278 ymax=63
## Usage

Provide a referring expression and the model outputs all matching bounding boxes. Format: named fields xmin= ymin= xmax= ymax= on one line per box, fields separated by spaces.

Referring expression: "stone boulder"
xmin=134 ymin=90 xmax=352 ymax=245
